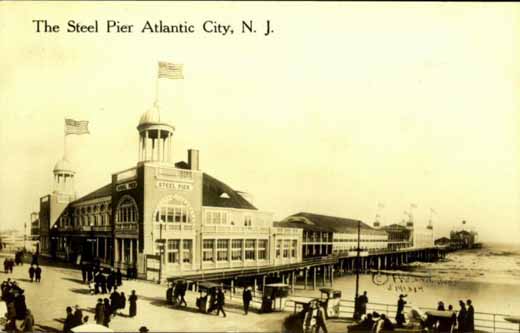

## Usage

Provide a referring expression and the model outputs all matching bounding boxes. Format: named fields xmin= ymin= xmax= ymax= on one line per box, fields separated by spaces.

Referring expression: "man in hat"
xmin=242 ymin=286 xmax=252 ymax=315
xmin=72 ymin=305 xmax=83 ymax=328
xmin=395 ymin=294 xmax=407 ymax=327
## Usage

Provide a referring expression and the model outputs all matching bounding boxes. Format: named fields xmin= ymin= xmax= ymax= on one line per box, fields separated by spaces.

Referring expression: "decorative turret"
xmin=137 ymin=102 xmax=175 ymax=164
xmin=52 ymin=157 xmax=76 ymax=199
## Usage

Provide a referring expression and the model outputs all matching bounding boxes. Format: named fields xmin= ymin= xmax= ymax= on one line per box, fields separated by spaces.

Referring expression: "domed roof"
xmin=137 ymin=102 xmax=175 ymax=133
xmin=139 ymin=102 xmax=162 ymax=126
xmin=53 ymin=158 xmax=74 ymax=173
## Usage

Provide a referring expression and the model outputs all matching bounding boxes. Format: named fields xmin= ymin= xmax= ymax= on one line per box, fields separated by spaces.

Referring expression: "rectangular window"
xmin=231 ymin=239 xmax=243 ymax=261
xmin=217 ymin=239 xmax=229 ymax=261
xmin=258 ymin=240 xmax=268 ymax=260
xmin=167 ymin=239 xmax=180 ymax=264
xmin=276 ymin=240 xmax=282 ymax=258
xmin=206 ymin=212 xmax=212 ymax=224
xmin=291 ymin=240 xmax=298 ymax=258
xmin=244 ymin=216 xmax=252 ymax=227
xmin=203 ymin=239 xmax=214 ymax=262
xmin=167 ymin=208 xmax=174 ymax=222
xmin=160 ymin=207 xmax=167 ymax=223
xmin=245 ymin=239 xmax=255 ymax=260
xmin=283 ymin=240 xmax=290 ymax=258
xmin=182 ymin=240 xmax=192 ymax=264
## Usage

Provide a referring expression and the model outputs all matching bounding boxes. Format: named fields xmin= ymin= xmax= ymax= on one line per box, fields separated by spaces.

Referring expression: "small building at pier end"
xmin=38 ymin=102 xmax=301 ymax=281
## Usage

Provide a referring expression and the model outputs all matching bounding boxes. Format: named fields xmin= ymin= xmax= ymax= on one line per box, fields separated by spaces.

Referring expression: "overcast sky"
xmin=1 ymin=3 xmax=519 ymax=243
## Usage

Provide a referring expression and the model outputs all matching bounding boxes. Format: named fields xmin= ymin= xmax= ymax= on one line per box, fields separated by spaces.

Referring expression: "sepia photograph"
xmin=0 ymin=2 xmax=519 ymax=333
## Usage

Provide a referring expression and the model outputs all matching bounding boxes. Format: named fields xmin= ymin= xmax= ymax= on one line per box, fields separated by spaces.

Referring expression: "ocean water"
xmin=296 ymin=242 xmax=520 ymax=316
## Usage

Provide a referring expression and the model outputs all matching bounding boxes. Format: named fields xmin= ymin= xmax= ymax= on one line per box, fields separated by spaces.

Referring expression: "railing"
xmin=284 ymin=298 xmax=519 ymax=333
xmin=116 ymin=223 xmax=138 ymax=231
xmin=92 ymin=225 xmax=111 ymax=232
xmin=273 ymin=227 xmax=303 ymax=236
xmin=155 ymin=223 xmax=194 ymax=232
xmin=58 ymin=225 xmax=111 ymax=233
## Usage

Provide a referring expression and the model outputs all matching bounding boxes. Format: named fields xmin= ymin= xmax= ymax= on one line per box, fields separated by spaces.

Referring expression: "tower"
xmin=137 ymin=102 xmax=175 ymax=164
xmin=52 ymin=157 xmax=76 ymax=200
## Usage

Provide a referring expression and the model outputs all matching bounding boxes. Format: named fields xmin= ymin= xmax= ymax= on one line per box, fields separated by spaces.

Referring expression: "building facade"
xmin=38 ymin=102 xmax=301 ymax=281
xmin=275 ymin=212 xmax=388 ymax=258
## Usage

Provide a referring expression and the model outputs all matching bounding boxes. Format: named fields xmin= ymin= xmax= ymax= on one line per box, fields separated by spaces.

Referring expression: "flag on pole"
xmin=65 ymin=119 xmax=89 ymax=135
xmin=158 ymin=62 xmax=184 ymax=80
xmin=430 ymin=208 xmax=436 ymax=214
xmin=410 ymin=203 xmax=417 ymax=209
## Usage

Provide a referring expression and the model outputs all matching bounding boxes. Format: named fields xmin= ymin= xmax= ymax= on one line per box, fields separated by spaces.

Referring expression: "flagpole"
xmin=64 ymin=119 xmax=67 ymax=160
xmin=155 ymin=68 xmax=160 ymax=106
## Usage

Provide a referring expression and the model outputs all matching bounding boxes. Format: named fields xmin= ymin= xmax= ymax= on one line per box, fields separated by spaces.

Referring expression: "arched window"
xmin=153 ymin=195 xmax=194 ymax=224
xmin=116 ymin=196 xmax=138 ymax=223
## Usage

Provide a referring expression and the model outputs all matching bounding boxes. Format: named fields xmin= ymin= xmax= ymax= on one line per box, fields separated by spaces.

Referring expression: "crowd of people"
xmin=1 ymin=278 xmax=34 ymax=332
xmin=62 ymin=288 xmax=138 ymax=332
xmin=349 ymin=292 xmax=476 ymax=333
xmin=79 ymin=262 xmax=125 ymax=296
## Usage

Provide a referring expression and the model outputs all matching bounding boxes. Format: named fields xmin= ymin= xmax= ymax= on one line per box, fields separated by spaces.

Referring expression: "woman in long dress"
xmin=129 ymin=290 xmax=137 ymax=317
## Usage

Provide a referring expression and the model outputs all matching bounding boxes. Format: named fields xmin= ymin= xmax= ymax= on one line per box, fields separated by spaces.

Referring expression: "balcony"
xmin=116 ymin=223 xmax=138 ymax=233
xmin=272 ymin=227 xmax=302 ymax=236
xmin=202 ymin=225 xmax=269 ymax=234
xmin=154 ymin=223 xmax=194 ymax=232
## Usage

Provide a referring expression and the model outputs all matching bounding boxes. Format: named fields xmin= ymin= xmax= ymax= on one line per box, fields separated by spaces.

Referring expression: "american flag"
xmin=158 ymin=62 xmax=184 ymax=80
xmin=65 ymin=119 xmax=89 ymax=135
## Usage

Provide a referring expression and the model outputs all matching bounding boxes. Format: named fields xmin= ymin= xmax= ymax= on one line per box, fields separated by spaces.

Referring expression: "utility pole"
xmin=354 ymin=220 xmax=361 ymax=319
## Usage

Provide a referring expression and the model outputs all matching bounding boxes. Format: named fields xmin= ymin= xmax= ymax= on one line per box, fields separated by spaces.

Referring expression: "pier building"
xmin=37 ymin=102 xmax=301 ymax=281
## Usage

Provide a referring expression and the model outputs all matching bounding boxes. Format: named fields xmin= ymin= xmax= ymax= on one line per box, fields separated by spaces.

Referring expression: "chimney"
xmin=188 ymin=149 xmax=199 ymax=170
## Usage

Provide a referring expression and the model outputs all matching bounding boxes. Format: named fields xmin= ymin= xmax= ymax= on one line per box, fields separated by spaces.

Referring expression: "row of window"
xmin=275 ymin=240 xmax=298 ymax=259
xmin=59 ymin=212 xmax=111 ymax=228
xmin=202 ymin=239 xmax=268 ymax=262
xmin=333 ymin=239 xmax=388 ymax=242
xmin=205 ymin=211 xmax=253 ymax=227
xmin=165 ymin=239 xmax=193 ymax=264
xmin=303 ymin=232 xmax=333 ymax=242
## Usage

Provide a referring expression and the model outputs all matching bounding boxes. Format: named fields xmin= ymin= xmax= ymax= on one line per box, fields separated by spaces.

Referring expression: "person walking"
xmin=28 ymin=266 xmax=35 ymax=282
xmin=72 ymin=305 xmax=83 ymax=328
xmin=116 ymin=269 xmax=122 ymax=287
xmin=100 ymin=273 xmax=107 ymax=294
xmin=94 ymin=299 xmax=104 ymax=325
xmin=120 ymin=292 xmax=127 ymax=313
xmin=395 ymin=294 xmax=407 ymax=327
xmin=129 ymin=290 xmax=137 ymax=317
xmin=457 ymin=300 xmax=467 ymax=333
xmin=215 ymin=288 xmax=226 ymax=318
xmin=63 ymin=306 xmax=74 ymax=333
xmin=103 ymin=298 xmax=111 ymax=327
xmin=81 ymin=263 xmax=87 ymax=284
xmin=357 ymin=291 xmax=368 ymax=320
xmin=166 ymin=283 xmax=173 ymax=305
xmin=34 ymin=266 xmax=42 ymax=283
xmin=466 ymin=300 xmax=475 ymax=333
xmin=242 ymin=286 xmax=252 ymax=315
xmin=110 ymin=288 xmax=120 ymax=316
xmin=179 ymin=282 xmax=187 ymax=307
xmin=315 ymin=302 xmax=328 ymax=333
xmin=106 ymin=270 xmax=114 ymax=293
